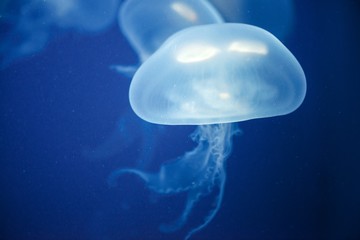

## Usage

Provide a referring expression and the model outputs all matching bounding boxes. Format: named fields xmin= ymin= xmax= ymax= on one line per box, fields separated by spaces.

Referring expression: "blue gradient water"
xmin=1 ymin=1 xmax=359 ymax=239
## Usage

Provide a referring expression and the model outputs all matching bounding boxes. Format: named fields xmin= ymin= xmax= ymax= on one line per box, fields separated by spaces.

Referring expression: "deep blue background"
xmin=1 ymin=1 xmax=360 ymax=239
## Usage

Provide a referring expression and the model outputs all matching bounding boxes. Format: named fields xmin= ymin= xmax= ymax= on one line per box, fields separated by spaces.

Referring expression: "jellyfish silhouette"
xmin=0 ymin=0 xmax=120 ymax=68
xmin=110 ymin=23 xmax=306 ymax=239
xmin=112 ymin=0 xmax=223 ymax=77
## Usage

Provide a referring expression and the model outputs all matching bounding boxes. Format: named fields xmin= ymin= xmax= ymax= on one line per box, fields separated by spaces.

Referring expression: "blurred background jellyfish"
xmin=112 ymin=0 xmax=224 ymax=77
xmin=0 ymin=0 xmax=120 ymax=68
xmin=110 ymin=24 xmax=306 ymax=239
xmin=209 ymin=0 xmax=294 ymax=40
xmin=46 ymin=0 xmax=120 ymax=32
xmin=83 ymin=109 xmax=164 ymax=170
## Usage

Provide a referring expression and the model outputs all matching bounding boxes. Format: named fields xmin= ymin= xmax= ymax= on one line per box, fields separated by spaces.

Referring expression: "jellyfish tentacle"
xmin=159 ymin=182 xmax=214 ymax=233
xmin=110 ymin=64 xmax=139 ymax=78
xmin=110 ymin=124 xmax=238 ymax=238
xmin=159 ymin=188 xmax=201 ymax=233
xmin=108 ymin=138 xmax=214 ymax=193
xmin=185 ymin=168 xmax=226 ymax=240
xmin=107 ymin=168 xmax=152 ymax=187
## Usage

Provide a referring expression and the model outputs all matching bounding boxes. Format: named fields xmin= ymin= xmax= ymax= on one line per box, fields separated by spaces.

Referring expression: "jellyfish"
xmin=113 ymin=0 xmax=223 ymax=77
xmin=0 ymin=0 xmax=120 ymax=68
xmin=47 ymin=0 xmax=120 ymax=32
xmin=110 ymin=23 xmax=306 ymax=239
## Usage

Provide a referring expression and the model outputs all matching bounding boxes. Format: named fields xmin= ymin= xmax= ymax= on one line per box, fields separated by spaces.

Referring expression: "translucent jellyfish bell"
xmin=119 ymin=0 xmax=223 ymax=62
xmin=129 ymin=23 xmax=306 ymax=125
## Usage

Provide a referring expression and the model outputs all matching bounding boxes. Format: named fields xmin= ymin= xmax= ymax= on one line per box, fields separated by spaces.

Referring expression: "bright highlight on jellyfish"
xmin=228 ymin=40 xmax=268 ymax=54
xmin=113 ymin=0 xmax=223 ymax=77
xmin=130 ymin=24 xmax=306 ymax=125
xmin=171 ymin=2 xmax=198 ymax=22
xmin=110 ymin=23 xmax=306 ymax=240
xmin=176 ymin=44 xmax=220 ymax=63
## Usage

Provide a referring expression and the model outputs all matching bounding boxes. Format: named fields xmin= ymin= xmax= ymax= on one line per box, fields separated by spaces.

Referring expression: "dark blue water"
xmin=1 ymin=1 xmax=360 ymax=239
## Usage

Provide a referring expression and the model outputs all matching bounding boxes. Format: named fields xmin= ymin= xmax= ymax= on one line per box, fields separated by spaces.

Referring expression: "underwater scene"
xmin=1 ymin=0 xmax=359 ymax=239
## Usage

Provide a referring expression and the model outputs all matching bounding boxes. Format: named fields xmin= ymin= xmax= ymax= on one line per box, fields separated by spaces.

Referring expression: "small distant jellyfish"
xmin=110 ymin=23 xmax=306 ymax=240
xmin=113 ymin=0 xmax=223 ymax=76
xmin=48 ymin=0 xmax=120 ymax=32
xmin=0 ymin=0 xmax=120 ymax=68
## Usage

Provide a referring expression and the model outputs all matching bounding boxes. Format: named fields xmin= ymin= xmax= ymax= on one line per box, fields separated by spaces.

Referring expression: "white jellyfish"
xmin=110 ymin=23 xmax=306 ymax=239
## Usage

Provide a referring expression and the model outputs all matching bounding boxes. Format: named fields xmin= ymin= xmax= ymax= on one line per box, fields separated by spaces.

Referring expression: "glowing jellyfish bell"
xmin=130 ymin=23 xmax=306 ymax=125
xmin=118 ymin=0 xmax=223 ymax=62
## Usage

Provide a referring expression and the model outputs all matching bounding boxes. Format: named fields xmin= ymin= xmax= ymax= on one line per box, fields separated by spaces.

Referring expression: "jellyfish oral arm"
xmin=109 ymin=124 xmax=238 ymax=239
